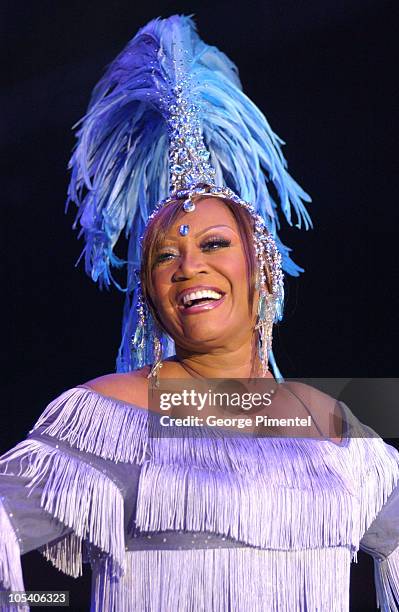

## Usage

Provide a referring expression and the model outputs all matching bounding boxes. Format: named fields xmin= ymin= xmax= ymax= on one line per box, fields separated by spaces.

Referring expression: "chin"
xmin=183 ymin=328 xmax=224 ymax=345
xmin=176 ymin=321 xmax=227 ymax=347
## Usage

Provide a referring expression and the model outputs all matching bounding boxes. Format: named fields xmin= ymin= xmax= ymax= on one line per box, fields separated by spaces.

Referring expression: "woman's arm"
xmin=0 ymin=445 xmax=73 ymax=593
xmin=360 ymin=480 xmax=399 ymax=611
xmin=0 ymin=385 xmax=142 ymax=594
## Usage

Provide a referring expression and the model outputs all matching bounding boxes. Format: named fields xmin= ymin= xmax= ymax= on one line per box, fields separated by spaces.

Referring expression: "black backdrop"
xmin=2 ymin=1 xmax=398 ymax=610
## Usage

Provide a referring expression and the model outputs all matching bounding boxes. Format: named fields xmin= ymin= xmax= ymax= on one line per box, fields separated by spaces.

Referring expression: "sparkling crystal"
xmin=183 ymin=199 xmax=196 ymax=212
xmin=171 ymin=164 xmax=184 ymax=175
xmin=179 ymin=224 xmax=190 ymax=236
xmin=198 ymin=149 xmax=210 ymax=160
xmin=185 ymin=136 xmax=196 ymax=149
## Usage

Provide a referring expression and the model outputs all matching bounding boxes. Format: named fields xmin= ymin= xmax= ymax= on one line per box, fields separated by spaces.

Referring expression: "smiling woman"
xmin=1 ymin=13 xmax=399 ymax=612
xmin=141 ymin=197 xmax=264 ymax=369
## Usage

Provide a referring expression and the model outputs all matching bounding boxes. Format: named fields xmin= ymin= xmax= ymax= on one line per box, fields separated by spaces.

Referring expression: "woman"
xmin=1 ymin=14 xmax=399 ymax=612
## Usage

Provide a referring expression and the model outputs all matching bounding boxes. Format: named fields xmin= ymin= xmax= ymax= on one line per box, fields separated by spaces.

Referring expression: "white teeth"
xmin=181 ymin=289 xmax=222 ymax=306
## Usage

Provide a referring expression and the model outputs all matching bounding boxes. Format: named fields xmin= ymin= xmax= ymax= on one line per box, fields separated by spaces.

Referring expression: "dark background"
xmin=2 ymin=1 xmax=398 ymax=610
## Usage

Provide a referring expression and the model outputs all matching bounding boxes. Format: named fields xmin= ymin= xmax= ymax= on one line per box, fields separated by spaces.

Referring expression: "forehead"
xmin=166 ymin=197 xmax=238 ymax=237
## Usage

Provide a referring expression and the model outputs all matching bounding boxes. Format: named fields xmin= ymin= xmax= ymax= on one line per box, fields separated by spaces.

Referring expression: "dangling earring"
xmin=148 ymin=332 xmax=163 ymax=387
xmin=131 ymin=282 xmax=164 ymax=385
xmin=255 ymin=290 xmax=276 ymax=377
xmin=131 ymin=282 xmax=147 ymax=368
xmin=253 ymin=229 xmax=278 ymax=377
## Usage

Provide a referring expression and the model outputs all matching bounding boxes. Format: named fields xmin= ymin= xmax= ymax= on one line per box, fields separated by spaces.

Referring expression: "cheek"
xmin=213 ymin=244 xmax=243 ymax=266
xmin=219 ymin=251 xmax=248 ymax=291
xmin=151 ymin=268 xmax=175 ymax=315
xmin=221 ymin=251 xmax=254 ymax=315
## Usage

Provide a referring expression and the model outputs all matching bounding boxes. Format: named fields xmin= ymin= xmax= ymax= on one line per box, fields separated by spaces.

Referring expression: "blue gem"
xmin=198 ymin=149 xmax=210 ymax=161
xmin=179 ymin=224 xmax=190 ymax=236
xmin=171 ymin=164 xmax=184 ymax=175
xmin=183 ymin=199 xmax=196 ymax=212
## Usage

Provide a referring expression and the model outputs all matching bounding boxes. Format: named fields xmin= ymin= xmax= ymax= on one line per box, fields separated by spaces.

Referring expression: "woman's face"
xmin=151 ymin=197 xmax=258 ymax=351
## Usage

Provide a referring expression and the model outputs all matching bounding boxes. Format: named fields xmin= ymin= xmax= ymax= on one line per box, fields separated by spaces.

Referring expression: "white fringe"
xmin=31 ymin=387 xmax=149 ymax=464
xmin=29 ymin=387 xmax=399 ymax=553
xmin=91 ymin=546 xmax=351 ymax=612
xmin=41 ymin=533 xmax=83 ymax=578
xmin=0 ymin=440 xmax=126 ymax=578
xmin=0 ymin=498 xmax=25 ymax=592
xmin=135 ymin=435 xmax=399 ymax=552
xmin=18 ymin=388 xmax=399 ymax=609
xmin=357 ymin=438 xmax=399 ymax=539
xmin=374 ymin=547 xmax=399 ymax=611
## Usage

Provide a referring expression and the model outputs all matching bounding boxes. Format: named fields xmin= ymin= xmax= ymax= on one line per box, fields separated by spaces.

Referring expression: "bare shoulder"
xmin=81 ymin=366 xmax=151 ymax=409
xmin=283 ymin=381 xmax=343 ymax=438
xmin=283 ymin=381 xmax=336 ymax=407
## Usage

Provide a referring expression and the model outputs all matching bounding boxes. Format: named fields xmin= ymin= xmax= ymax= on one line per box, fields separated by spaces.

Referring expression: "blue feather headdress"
xmin=67 ymin=15 xmax=312 ymax=374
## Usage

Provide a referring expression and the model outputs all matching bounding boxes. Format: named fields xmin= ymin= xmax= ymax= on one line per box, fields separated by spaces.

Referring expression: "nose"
xmin=172 ymin=247 xmax=208 ymax=282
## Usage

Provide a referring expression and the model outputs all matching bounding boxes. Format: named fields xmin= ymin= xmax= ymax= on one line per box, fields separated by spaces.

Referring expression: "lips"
xmin=176 ymin=285 xmax=226 ymax=314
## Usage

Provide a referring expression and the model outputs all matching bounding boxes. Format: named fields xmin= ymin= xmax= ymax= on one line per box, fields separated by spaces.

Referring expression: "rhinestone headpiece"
xmin=67 ymin=15 xmax=312 ymax=375
xmin=168 ymin=81 xmax=216 ymax=193
xmin=148 ymin=77 xmax=284 ymax=323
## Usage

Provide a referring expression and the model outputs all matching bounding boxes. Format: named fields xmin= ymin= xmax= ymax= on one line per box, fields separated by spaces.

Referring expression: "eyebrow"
xmin=194 ymin=224 xmax=236 ymax=238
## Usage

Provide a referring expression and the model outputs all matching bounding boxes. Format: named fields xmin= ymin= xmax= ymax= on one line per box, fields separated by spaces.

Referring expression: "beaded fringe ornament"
xmin=131 ymin=281 xmax=166 ymax=380
xmin=66 ymin=15 xmax=312 ymax=375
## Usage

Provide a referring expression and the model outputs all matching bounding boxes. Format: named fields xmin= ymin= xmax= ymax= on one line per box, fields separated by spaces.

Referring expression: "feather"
xmin=66 ymin=15 xmax=312 ymax=371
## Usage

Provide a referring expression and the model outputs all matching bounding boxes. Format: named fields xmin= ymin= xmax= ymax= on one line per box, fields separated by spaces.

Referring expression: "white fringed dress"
xmin=1 ymin=386 xmax=399 ymax=611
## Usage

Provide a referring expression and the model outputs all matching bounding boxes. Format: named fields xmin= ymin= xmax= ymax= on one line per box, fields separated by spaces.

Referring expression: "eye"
xmin=154 ymin=250 xmax=178 ymax=265
xmin=201 ymin=236 xmax=231 ymax=252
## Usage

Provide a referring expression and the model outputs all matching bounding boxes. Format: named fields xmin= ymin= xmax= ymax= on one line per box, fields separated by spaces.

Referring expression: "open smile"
xmin=177 ymin=286 xmax=227 ymax=315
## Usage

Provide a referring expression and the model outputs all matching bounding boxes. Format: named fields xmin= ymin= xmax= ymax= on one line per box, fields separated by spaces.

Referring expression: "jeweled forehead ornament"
xmin=144 ymin=41 xmax=283 ymax=319
xmin=145 ymin=76 xmax=284 ymax=377
xmin=147 ymin=74 xmax=284 ymax=320
xmin=67 ymin=15 xmax=312 ymax=376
